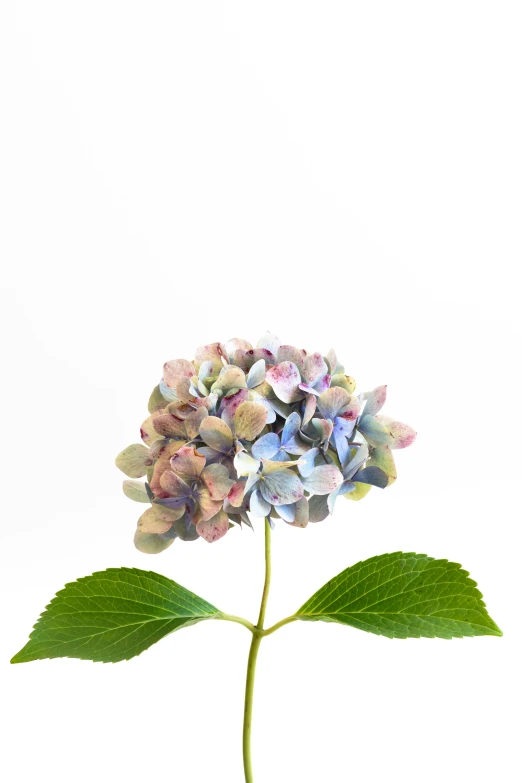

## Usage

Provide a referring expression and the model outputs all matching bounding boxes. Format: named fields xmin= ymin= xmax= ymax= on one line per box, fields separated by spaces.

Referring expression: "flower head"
xmin=116 ymin=335 xmax=416 ymax=552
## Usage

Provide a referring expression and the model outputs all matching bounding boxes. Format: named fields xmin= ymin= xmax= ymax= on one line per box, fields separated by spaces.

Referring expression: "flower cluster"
xmin=116 ymin=335 xmax=416 ymax=553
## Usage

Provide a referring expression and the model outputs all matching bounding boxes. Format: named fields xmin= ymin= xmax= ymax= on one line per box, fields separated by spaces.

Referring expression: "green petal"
xmin=115 ymin=444 xmax=153 ymax=478
xmin=134 ymin=528 xmax=175 ymax=554
xmin=140 ymin=415 xmax=165 ymax=445
xmin=330 ymin=374 xmax=356 ymax=394
xmin=194 ymin=343 xmax=228 ymax=374
xmin=368 ymin=445 xmax=397 ymax=485
xmin=199 ymin=416 xmax=234 ymax=453
xmin=317 ymin=387 xmax=350 ymax=420
xmin=122 ymin=480 xmax=150 ymax=503
xmin=211 ymin=365 xmax=247 ymax=395
xmin=138 ymin=504 xmax=184 ymax=534
xmin=148 ymin=385 xmax=167 ymax=413
xmin=344 ymin=482 xmax=372 ymax=501
xmin=234 ymin=401 xmax=268 ymax=440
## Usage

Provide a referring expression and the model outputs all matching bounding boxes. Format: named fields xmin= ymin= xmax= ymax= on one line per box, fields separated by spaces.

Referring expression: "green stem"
xmin=242 ymin=518 xmax=272 ymax=783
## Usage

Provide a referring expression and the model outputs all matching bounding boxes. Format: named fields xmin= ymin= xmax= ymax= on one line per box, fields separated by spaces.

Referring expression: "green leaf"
xmin=296 ymin=552 xmax=502 ymax=639
xmin=11 ymin=567 xmax=220 ymax=664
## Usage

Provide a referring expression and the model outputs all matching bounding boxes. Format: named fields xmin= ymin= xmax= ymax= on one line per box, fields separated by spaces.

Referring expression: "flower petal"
xmin=303 ymin=352 xmax=328 ymax=386
xmin=234 ymin=450 xmax=261 ymax=477
xmin=152 ymin=413 xmax=187 ymax=439
xmin=362 ymin=385 xmax=387 ymax=418
xmin=344 ymin=443 xmax=370 ymax=479
xmin=234 ymin=401 xmax=268 ymax=440
xmin=228 ymin=480 xmax=247 ymax=507
xmin=376 ymin=416 xmax=417 ymax=449
xmin=297 ymin=447 xmax=319 ymax=477
xmin=265 ymin=361 xmax=303 ymax=403
xmin=301 ymin=464 xmax=343 ymax=495
xmin=277 ymin=503 xmax=296 ymax=522
xmin=196 ymin=510 xmax=229 ymax=543
xmin=134 ymin=528 xmax=175 ymax=554
xmin=199 ymin=416 xmax=234 ymax=453
xmin=160 ymin=470 xmax=193 ymax=498
xmin=122 ymin=480 xmax=150 ymax=503
xmin=352 ymin=466 xmax=389 ymax=488
xmin=246 ymin=359 xmax=266 ymax=389
xmin=260 ymin=470 xmax=304 ymax=505
xmin=317 ymin=387 xmax=350 ymax=420
xmin=163 ymin=359 xmax=196 ymax=388
xmin=367 ymin=445 xmax=397 ymax=484
xmin=331 ymin=374 xmax=356 ymax=394
xmin=257 ymin=332 xmax=281 ymax=358
xmin=333 ymin=425 xmax=350 ymax=467
xmin=140 ymin=415 xmax=165 ymax=445
xmin=194 ymin=487 xmax=223 ymax=522
xmin=249 ymin=488 xmax=272 ymax=517
xmin=115 ymin=444 xmax=153 ymax=478
xmin=277 ymin=344 xmax=306 ymax=372
xmin=202 ymin=463 xmax=235 ymax=500
xmin=281 ymin=411 xmax=301 ymax=446
xmin=148 ymin=385 xmax=168 ymax=414
xmin=308 ymin=493 xmax=329 ymax=522
xmin=183 ymin=407 xmax=208 ymax=440
xmin=147 ymin=439 xmax=185 ymax=495
xmin=252 ymin=432 xmax=281 ymax=460
xmin=211 ymin=365 xmax=247 ymax=395
xmin=358 ymin=415 xmax=393 ymax=447
xmin=226 ymin=338 xmax=253 ymax=363
xmin=139 ymin=503 xmax=184 ymax=533
xmin=310 ymin=418 xmax=334 ymax=444
xmin=169 ymin=445 xmax=206 ymax=483
xmin=303 ymin=394 xmax=317 ymax=425
xmin=291 ymin=496 xmax=309 ymax=528
xmin=194 ymin=343 xmax=228 ymax=374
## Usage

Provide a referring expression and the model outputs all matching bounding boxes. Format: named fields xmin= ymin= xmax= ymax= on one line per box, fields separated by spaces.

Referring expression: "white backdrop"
xmin=1 ymin=3 xmax=520 ymax=782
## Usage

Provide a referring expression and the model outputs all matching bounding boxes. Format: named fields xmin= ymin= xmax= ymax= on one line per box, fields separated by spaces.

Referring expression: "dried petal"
xmin=196 ymin=510 xmax=229 ymax=543
xmin=260 ymin=470 xmax=304 ymax=505
xmin=257 ymin=332 xmax=281 ymax=358
xmin=317 ymin=387 xmax=350 ymax=420
xmin=211 ymin=365 xmax=247 ymax=395
xmin=234 ymin=451 xmax=260 ymax=476
xmin=163 ymin=359 xmax=195 ymax=388
xmin=301 ymin=464 xmax=343 ymax=495
xmin=160 ymin=470 xmax=193 ymax=498
xmin=194 ymin=343 xmax=228 ymax=374
xmin=140 ymin=415 xmax=165 ymax=445
xmin=277 ymin=345 xmax=306 ymax=372
xmin=169 ymin=445 xmax=206 ymax=483
xmin=122 ymin=480 xmax=150 ymax=503
xmin=249 ymin=489 xmax=272 ymax=517
xmin=252 ymin=432 xmax=280 ymax=460
xmin=152 ymin=413 xmax=187 ymax=439
xmin=377 ymin=416 xmax=417 ymax=449
xmin=234 ymin=401 xmax=268 ymax=440
xmin=246 ymin=359 xmax=266 ymax=389
xmin=184 ymin=407 xmax=208 ymax=440
xmin=266 ymin=361 xmax=303 ymax=403
xmin=199 ymin=416 xmax=234 ymax=453
xmin=115 ymin=444 xmax=153 ymax=478
xmin=134 ymin=528 xmax=175 ymax=554
xmin=303 ymin=352 xmax=328 ymax=386
xmin=362 ymin=385 xmax=387 ymax=418
xmin=202 ymin=463 xmax=235 ymax=500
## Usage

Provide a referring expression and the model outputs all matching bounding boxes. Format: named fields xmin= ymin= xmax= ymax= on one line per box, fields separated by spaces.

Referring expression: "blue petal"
xmin=333 ymin=424 xmax=350 ymax=467
xmin=277 ymin=503 xmax=296 ymax=523
xmin=297 ymin=447 xmax=319 ymax=477
xmin=252 ymin=432 xmax=281 ymax=460
xmin=249 ymin=489 xmax=272 ymax=517
xmin=281 ymin=411 xmax=301 ymax=445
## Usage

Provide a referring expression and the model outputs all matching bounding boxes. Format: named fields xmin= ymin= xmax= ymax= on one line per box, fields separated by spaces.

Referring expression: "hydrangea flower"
xmin=116 ymin=335 xmax=416 ymax=552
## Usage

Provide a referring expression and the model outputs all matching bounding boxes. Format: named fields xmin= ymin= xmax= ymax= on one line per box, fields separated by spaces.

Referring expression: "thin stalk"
xmin=242 ymin=518 xmax=272 ymax=783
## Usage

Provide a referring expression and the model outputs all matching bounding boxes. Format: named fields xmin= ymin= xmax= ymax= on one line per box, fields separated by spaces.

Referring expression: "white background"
xmin=1 ymin=3 xmax=520 ymax=782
